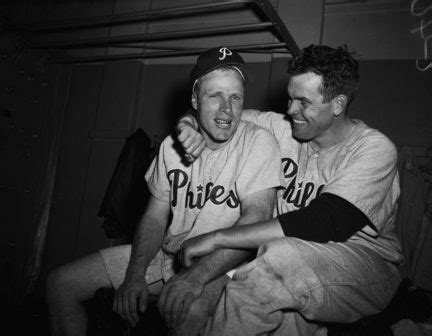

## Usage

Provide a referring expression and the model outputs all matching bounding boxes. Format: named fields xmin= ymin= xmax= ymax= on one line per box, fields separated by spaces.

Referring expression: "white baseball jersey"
xmin=145 ymin=120 xmax=283 ymax=279
xmin=242 ymin=110 xmax=402 ymax=263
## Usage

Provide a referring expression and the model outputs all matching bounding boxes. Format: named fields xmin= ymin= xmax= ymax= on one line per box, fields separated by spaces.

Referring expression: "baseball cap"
xmin=191 ymin=46 xmax=248 ymax=91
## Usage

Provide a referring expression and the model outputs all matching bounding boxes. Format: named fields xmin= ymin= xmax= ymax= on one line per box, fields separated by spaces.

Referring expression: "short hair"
xmin=286 ymin=44 xmax=359 ymax=104
xmin=192 ymin=66 xmax=245 ymax=98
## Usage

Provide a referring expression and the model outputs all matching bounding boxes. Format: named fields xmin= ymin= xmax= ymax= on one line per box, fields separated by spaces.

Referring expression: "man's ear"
xmin=191 ymin=93 xmax=198 ymax=110
xmin=332 ymin=94 xmax=347 ymax=117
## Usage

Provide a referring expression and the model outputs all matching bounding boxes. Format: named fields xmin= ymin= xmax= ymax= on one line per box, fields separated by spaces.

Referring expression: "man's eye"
xmin=232 ymin=95 xmax=241 ymax=101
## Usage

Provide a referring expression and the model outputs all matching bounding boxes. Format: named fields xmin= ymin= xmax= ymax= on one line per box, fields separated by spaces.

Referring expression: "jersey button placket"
xmin=205 ymin=153 xmax=214 ymax=182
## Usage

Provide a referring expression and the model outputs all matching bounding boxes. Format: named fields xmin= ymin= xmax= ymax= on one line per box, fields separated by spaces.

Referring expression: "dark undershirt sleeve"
xmin=277 ymin=192 xmax=373 ymax=243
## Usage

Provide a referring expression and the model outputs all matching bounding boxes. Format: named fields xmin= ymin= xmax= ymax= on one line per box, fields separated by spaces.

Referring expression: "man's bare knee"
xmin=46 ymin=267 xmax=64 ymax=297
xmin=46 ymin=252 xmax=112 ymax=304
xmin=46 ymin=265 xmax=84 ymax=304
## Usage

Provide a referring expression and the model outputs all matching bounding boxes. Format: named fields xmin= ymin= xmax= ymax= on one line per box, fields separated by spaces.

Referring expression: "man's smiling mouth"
xmin=215 ymin=119 xmax=232 ymax=128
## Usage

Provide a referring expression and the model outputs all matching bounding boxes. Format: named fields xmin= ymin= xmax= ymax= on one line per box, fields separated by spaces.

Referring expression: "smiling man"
xmin=176 ymin=44 xmax=402 ymax=335
xmin=45 ymin=46 xmax=282 ymax=336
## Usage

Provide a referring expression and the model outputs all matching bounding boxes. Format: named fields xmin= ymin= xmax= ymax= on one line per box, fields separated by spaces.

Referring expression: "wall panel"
xmin=95 ymin=61 xmax=141 ymax=131
xmin=0 ymin=33 xmax=63 ymax=303
xmin=44 ymin=64 xmax=104 ymax=269
xmin=350 ymin=60 xmax=432 ymax=147
xmin=323 ymin=1 xmax=418 ymax=60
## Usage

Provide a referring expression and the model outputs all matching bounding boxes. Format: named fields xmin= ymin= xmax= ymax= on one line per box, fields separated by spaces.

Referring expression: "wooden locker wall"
xmin=0 ymin=34 xmax=67 ymax=304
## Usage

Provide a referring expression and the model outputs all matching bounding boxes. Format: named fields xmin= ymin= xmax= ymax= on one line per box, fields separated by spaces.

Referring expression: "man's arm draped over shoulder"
xmin=176 ymin=109 xmax=282 ymax=162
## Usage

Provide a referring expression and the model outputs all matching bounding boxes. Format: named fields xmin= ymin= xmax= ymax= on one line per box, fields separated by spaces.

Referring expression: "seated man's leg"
xmin=202 ymin=237 xmax=401 ymax=336
xmin=46 ymin=244 xmax=166 ymax=336
xmin=47 ymin=244 xmax=157 ymax=336
xmin=46 ymin=251 xmax=114 ymax=336
xmin=170 ymin=274 xmax=230 ymax=336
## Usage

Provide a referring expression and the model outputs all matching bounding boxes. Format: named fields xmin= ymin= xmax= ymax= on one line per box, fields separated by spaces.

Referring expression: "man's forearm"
xmin=184 ymin=220 xmax=283 ymax=283
xmin=214 ymin=218 xmax=284 ymax=250
xmin=184 ymin=188 xmax=277 ymax=284
xmin=125 ymin=198 xmax=170 ymax=280
xmin=126 ymin=220 xmax=165 ymax=279
xmin=186 ymin=247 xmax=251 ymax=284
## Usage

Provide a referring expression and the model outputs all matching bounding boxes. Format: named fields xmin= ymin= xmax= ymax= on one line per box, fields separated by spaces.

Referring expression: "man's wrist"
xmin=125 ymin=261 xmax=148 ymax=281
xmin=183 ymin=263 xmax=209 ymax=285
xmin=185 ymin=231 xmax=232 ymax=285
xmin=183 ymin=114 xmax=198 ymax=130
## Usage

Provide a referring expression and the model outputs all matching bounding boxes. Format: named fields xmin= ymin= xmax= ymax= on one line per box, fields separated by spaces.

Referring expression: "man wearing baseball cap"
xmin=46 ymin=46 xmax=283 ymax=336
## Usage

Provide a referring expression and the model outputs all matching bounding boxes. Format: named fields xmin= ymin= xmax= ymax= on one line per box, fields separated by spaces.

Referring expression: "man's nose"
xmin=220 ymin=98 xmax=232 ymax=113
xmin=286 ymin=101 xmax=298 ymax=115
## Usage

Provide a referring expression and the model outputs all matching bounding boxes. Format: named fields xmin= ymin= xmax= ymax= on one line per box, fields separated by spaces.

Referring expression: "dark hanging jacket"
xmin=98 ymin=129 xmax=153 ymax=240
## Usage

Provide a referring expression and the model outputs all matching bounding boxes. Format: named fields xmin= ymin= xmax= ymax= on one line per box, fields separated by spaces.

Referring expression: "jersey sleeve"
xmin=242 ymin=110 xmax=292 ymax=148
xmin=322 ymin=133 xmax=399 ymax=234
xmin=144 ymin=137 xmax=172 ymax=202
xmin=235 ymin=126 xmax=284 ymax=201
xmin=278 ymin=192 xmax=372 ymax=242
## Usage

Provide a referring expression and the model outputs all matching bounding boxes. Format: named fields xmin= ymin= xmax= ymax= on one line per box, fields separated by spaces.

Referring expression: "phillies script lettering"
xmin=410 ymin=0 xmax=432 ymax=71
xmin=168 ymin=169 xmax=240 ymax=209
xmin=281 ymin=158 xmax=324 ymax=208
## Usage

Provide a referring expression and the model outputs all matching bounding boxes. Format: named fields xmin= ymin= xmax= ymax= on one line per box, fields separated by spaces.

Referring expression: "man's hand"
xmin=176 ymin=114 xmax=206 ymax=163
xmin=113 ymin=276 xmax=148 ymax=327
xmin=179 ymin=231 xmax=219 ymax=267
xmin=157 ymin=269 xmax=205 ymax=328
